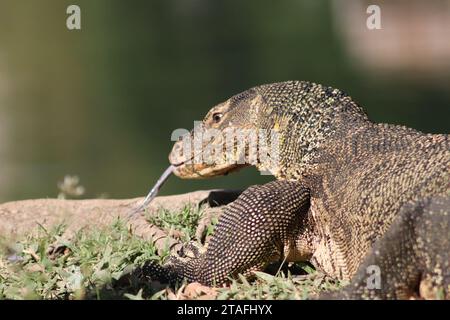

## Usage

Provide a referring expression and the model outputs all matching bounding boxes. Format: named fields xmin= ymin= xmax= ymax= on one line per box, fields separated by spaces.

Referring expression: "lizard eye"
xmin=212 ymin=113 xmax=223 ymax=123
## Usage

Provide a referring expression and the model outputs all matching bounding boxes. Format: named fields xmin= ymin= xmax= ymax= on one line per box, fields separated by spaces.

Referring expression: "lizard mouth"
xmin=171 ymin=157 xmax=248 ymax=179
xmin=172 ymin=161 xmax=185 ymax=167
xmin=168 ymin=136 xmax=250 ymax=178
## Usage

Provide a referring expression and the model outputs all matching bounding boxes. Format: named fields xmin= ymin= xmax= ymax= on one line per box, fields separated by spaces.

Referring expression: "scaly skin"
xmin=145 ymin=81 xmax=450 ymax=299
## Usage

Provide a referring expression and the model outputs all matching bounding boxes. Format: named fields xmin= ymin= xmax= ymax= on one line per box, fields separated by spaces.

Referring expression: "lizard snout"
xmin=168 ymin=140 xmax=202 ymax=178
xmin=169 ymin=141 xmax=187 ymax=167
xmin=168 ymin=137 xmax=248 ymax=179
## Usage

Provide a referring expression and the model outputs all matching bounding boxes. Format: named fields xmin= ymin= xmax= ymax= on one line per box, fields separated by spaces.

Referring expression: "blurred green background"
xmin=0 ymin=0 xmax=449 ymax=202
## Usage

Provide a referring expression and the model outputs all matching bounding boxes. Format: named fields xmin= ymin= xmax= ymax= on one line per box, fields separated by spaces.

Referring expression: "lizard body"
xmin=144 ymin=81 xmax=449 ymax=299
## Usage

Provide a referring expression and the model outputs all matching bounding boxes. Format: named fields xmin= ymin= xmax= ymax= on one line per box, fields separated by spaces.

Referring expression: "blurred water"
xmin=0 ymin=0 xmax=449 ymax=202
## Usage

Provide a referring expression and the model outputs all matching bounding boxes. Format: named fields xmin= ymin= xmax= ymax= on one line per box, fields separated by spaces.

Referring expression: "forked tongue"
xmin=129 ymin=165 xmax=174 ymax=217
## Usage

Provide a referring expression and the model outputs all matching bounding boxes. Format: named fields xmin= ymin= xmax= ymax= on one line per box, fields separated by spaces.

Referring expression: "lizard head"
xmin=168 ymin=87 xmax=270 ymax=178
xmin=168 ymin=80 xmax=369 ymax=180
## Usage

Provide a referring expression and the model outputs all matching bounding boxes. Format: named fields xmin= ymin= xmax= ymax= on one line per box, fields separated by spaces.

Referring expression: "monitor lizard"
xmin=140 ymin=81 xmax=449 ymax=299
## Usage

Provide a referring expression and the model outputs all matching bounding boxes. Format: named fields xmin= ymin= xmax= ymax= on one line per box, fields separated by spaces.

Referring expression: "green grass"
xmin=215 ymin=271 xmax=341 ymax=300
xmin=0 ymin=219 xmax=162 ymax=299
xmin=0 ymin=206 xmax=342 ymax=300
xmin=146 ymin=204 xmax=204 ymax=242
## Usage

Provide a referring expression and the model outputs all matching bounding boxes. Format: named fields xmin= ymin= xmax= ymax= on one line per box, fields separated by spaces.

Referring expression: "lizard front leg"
xmin=143 ymin=180 xmax=311 ymax=286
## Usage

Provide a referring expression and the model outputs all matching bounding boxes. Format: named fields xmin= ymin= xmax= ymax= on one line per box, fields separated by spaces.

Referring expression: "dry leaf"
xmin=183 ymin=282 xmax=217 ymax=299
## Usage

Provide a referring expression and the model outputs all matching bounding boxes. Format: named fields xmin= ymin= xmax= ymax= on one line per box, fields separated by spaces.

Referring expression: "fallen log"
xmin=0 ymin=189 xmax=241 ymax=254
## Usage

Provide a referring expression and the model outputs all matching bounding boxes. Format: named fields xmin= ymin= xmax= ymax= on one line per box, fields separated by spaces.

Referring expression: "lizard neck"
xmin=253 ymin=81 xmax=370 ymax=178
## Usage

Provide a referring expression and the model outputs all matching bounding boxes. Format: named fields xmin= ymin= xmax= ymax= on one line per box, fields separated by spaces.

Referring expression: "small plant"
xmin=205 ymin=215 xmax=219 ymax=238
xmin=146 ymin=204 xmax=204 ymax=242
xmin=57 ymin=175 xmax=85 ymax=199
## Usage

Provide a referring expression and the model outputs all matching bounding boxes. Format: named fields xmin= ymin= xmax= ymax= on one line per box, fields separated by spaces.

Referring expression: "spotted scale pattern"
xmin=144 ymin=180 xmax=310 ymax=286
xmin=147 ymin=81 xmax=449 ymax=299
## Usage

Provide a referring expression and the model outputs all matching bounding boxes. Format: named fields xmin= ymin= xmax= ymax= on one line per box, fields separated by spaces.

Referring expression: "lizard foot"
xmin=141 ymin=241 xmax=206 ymax=286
